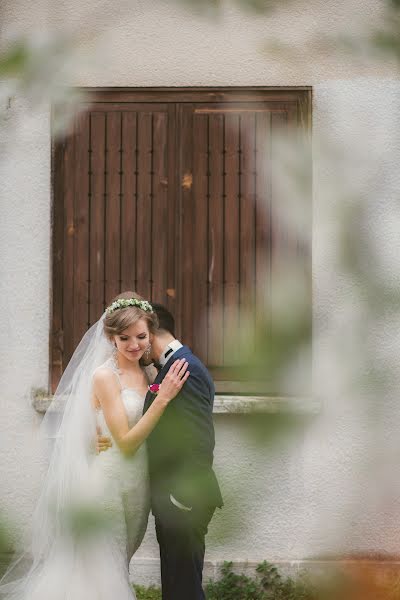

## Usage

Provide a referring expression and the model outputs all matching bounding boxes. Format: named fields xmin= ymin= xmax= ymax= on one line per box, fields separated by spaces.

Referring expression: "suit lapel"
xmin=143 ymin=346 xmax=190 ymax=413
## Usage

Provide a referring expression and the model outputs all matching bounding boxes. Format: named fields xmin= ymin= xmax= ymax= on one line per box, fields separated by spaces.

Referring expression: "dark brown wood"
xmin=51 ymin=137 xmax=66 ymax=391
xmin=192 ymin=113 xmax=209 ymax=363
xmin=120 ymin=112 xmax=137 ymax=292
xmin=89 ymin=112 xmax=106 ymax=324
xmin=51 ymin=88 xmax=312 ymax=393
xmin=207 ymin=113 xmax=224 ymax=367
xmin=152 ymin=111 xmax=168 ymax=303
xmin=80 ymin=87 xmax=311 ymax=105
xmin=62 ymin=122 xmax=75 ymax=365
xmin=73 ymin=112 xmax=90 ymax=344
xmin=178 ymin=104 xmax=194 ymax=349
xmin=223 ymin=113 xmax=240 ymax=364
xmin=104 ymin=112 xmax=122 ymax=304
xmin=166 ymin=104 xmax=177 ymax=319
xmin=136 ymin=111 xmax=153 ymax=300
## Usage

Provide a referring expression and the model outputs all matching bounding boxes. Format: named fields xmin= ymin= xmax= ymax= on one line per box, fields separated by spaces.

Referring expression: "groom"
xmin=98 ymin=302 xmax=223 ymax=600
xmin=143 ymin=303 xmax=223 ymax=600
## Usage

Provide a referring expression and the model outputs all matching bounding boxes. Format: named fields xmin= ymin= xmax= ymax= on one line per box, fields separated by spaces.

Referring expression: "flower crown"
xmin=106 ymin=298 xmax=153 ymax=315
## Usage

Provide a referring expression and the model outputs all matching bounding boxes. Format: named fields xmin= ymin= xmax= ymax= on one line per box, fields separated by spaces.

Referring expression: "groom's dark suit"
xmin=143 ymin=345 xmax=223 ymax=600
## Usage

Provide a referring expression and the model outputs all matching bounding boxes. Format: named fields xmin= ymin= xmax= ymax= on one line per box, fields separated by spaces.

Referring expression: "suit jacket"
xmin=143 ymin=345 xmax=223 ymax=516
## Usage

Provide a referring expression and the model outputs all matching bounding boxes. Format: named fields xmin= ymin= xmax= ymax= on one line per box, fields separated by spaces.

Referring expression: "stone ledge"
xmin=213 ymin=395 xmax=319 ymax=414
xmin=32 ymin=390 xmax=319 ymax=415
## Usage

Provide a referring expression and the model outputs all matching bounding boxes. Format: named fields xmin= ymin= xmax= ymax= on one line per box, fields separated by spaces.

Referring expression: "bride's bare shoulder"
xmin=92 ymin=365 xmax=117 ymax=389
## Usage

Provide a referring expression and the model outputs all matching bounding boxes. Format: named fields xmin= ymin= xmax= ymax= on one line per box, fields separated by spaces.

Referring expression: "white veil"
xmin=0 ymin=313 xmax=137 ymax=600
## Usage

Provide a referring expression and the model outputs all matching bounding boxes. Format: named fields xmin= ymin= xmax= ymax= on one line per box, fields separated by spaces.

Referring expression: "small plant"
xmin=133 ymin=561 xmax=316 ymax=600
xmin=205 ymin=561 xmax=264 ymax=600
xmin=256 ymin=561 xmax=315 ymax=600
xmin=205 ymin=561 xmax=316 ymax=600
xmin=134 ymin=584 xmax=162 ymax=600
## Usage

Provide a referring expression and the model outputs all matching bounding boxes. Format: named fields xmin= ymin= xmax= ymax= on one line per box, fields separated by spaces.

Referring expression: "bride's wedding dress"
xmin=93 ymin=358 xmax=150 ymax=563
xmin=1 ymin=355 xmax=151 ymax=600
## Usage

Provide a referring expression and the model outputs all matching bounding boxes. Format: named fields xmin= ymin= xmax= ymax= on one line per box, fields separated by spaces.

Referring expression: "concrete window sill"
xmin=32 ymin=390 xmax=319 ymax=415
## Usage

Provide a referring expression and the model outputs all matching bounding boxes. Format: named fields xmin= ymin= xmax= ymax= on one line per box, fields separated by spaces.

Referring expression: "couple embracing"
xmin=1 ymin=292 xmax=223 ymax=600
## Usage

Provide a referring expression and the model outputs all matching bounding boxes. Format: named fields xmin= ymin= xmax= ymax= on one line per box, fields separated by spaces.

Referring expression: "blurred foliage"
xmin=0 ymin=43 xmax=31 ymax=78
xmin=134 ymin=584 xmax=162 ymax=600
xmin=172 ymin=0 xmax=288 ymax=14
xmin=0 ymin=517 xmax=13 ymax=578
xmin=133 ymin=561 xmax=317 ymax=600
xmin=239 ymin=412 xmax=314 ymax=449
xmin=60 ymin=502 xmax=117 ymax=542
xmin=370 ymin=0 xmax=400 ymax=63
xmin=0 ymin=35 xmax=71 ymax=82
xmin=206 ymin=561 xmax=315 ymax=600
xmin=335 ymin=0 xmax=400 ymax=64
xmin=135 ymin=560 xmax=400 ymax=599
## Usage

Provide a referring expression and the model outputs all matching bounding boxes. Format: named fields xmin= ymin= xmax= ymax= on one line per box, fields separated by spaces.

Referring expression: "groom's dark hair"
xmin=152 ymin=303 xmax=175 ymax=337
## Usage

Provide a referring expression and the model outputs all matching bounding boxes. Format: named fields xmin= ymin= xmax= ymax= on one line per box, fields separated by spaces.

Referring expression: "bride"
xmin=0 ymin=292 xmax=189 ymax=600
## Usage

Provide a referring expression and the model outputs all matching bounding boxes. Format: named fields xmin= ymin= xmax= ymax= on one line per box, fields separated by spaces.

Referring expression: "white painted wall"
xmin=1 ymin=0 xmax=400 ymax=586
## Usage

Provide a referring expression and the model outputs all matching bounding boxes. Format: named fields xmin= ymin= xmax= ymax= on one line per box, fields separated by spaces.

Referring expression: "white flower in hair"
xmin=106 ymin=298 xmax=153 ymax=315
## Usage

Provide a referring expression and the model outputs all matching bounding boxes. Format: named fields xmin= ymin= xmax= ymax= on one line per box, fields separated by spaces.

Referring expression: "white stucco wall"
xmin=1 ymin=0 xmax=400 ymax=586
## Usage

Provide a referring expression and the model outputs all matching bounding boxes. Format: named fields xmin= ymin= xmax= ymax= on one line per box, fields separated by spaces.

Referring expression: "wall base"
xmin=129 ymin=557 xmax=400 ymax=587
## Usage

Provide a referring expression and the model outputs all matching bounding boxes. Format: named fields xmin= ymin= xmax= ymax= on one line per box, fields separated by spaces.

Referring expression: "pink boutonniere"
xmin=148 ymin=383 xmax=160 ymax=395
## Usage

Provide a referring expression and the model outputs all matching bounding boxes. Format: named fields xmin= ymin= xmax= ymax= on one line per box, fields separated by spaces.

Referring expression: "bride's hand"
xmin=96 ymin=425 xmax=113 ymax=454
xmin=157 ymin=359 xmax=190 ymax=405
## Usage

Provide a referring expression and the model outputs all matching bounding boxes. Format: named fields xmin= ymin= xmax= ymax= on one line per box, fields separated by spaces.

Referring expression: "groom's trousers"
xmin=155 ymin=502 xmax=215 ymax=600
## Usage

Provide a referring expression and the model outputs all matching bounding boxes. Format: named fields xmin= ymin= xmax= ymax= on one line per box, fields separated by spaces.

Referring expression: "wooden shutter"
xmin=51 ymin=89 xmax=311 ymax=393
xmin=52 ymin=102 xmax=175 ymax=390
xmin=177 ymin=100 xmax=308 ymax=389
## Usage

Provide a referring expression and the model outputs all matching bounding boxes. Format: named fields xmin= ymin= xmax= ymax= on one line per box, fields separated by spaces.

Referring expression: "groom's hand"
xmin=96 ymin=425 xmax=112 ymax=454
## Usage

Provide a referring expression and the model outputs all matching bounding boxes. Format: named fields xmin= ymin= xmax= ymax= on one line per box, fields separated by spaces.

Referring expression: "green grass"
xmin=134 ymin=585 xmax=162 ymax=600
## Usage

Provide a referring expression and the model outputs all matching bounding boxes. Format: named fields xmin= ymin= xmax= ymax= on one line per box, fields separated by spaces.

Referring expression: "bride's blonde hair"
xmin=103 ymin=291 xmax=159 ymax=340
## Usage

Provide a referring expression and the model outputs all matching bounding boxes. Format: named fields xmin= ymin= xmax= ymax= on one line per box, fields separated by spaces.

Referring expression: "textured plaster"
xmin=1 ymin=0 xmax=400 ymax=585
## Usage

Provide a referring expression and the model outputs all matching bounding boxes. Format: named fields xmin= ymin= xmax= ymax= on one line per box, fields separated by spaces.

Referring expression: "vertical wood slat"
xmin=166 ymin=104 xmax=177 ymax=319
xmin=282 ymin=102 xmax=304 ymax=257
xmin=207 ymin=113 xmax=224 ymax=366
xmin=192 ymin=113 xmax=209 ymax=363
xmin=51 ymin=138 xmax=66 ymax=391
xmin=89 ymin=112 xmax=106 ymax=325
xmin=270 ymin=110 xmax=288 ymax=274
xmin=223 ymin=113 xmax=240 ymax=364
xmin=239 ymin=113 xmax=256 ymax=317
xmin=152 ymin=112 xmax=168 ymax=303
xmin=179 ymin=104 xmax=194 ymax=349
xmin=105 ymin=112 xmax=122 ymax=304
xmin=120 ymin=112 xmax=137 ymax=292
xmin=270 ymin=109 xmax=290 ymax=333
xmin=73 ymin=112 xmax=90 ymax=344
xmin=62 ymin=125 xmax=75 ymax=364
xmin=255 ymin=111 xmax=272 ymax=326
xmin=136 ymin=112 xmax=153 ymax=300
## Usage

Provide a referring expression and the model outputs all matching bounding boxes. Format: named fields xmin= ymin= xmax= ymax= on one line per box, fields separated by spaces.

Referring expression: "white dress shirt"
xmin=158 ymin=339 xmax=183 ymax=368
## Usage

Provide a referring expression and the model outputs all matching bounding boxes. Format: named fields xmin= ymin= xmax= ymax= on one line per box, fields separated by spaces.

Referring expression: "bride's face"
xmin=113 ymin=318 xmax=151 ymax=362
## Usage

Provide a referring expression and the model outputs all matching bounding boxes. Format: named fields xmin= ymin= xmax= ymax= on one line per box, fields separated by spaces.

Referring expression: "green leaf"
xmin=0 ymin=43 xmax=31 ymax=76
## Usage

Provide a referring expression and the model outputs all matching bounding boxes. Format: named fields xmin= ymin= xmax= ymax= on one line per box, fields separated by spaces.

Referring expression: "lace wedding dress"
xmin=93 ymin=359 xmax=151 ymax=564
